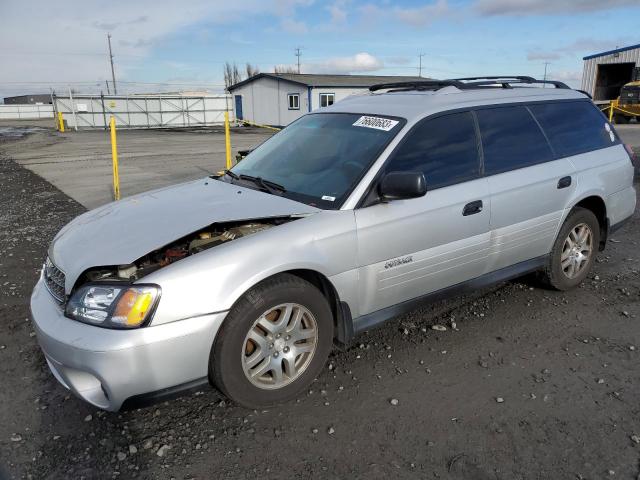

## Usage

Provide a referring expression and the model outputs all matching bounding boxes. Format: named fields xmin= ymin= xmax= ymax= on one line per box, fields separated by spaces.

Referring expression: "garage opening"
xmin=594 ymin=63 xmax=636 ymax=101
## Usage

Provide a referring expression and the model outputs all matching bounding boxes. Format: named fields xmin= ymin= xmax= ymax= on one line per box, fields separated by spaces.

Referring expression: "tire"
xmin=540 ymin=207 xmax=600 ymax=290
xmin=211 ymin=273 xmax=334 ymax=409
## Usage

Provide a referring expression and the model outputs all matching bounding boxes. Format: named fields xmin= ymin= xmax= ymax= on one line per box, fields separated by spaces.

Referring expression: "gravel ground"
xmin=1 ymin=132 xmax=640 ymax=480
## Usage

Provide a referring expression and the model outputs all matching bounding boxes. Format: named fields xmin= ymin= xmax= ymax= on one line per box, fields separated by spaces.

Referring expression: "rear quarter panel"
xmin=568 ymin=144 xmax=636 ymax=225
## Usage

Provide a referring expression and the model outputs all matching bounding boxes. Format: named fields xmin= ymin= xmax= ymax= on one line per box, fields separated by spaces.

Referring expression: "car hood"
xmin=49 ymin=178 xmax=320 ymax=291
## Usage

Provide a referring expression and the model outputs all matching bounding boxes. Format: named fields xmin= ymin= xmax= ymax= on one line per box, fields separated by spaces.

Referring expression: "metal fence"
xmin=0 ymin=104 xmax=54 ymax=120
xmin=53 ymin=94 xmax=232 ymax=130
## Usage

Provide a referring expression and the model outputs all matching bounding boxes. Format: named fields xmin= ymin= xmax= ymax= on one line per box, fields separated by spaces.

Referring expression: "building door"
xmin=234 ymin=95 xmax=243 ymax=120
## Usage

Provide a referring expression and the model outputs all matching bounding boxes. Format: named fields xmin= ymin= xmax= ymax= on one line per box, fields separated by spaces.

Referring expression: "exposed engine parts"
xmin=79 ymin=218 xmax=293 ymax=285
xmin=188 ymin=223 xmax=272 ymax=254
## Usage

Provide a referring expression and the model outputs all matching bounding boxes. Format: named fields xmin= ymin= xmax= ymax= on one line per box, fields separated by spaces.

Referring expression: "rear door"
xmin=355 ymin=111 xmax=491 ymax=316
xmin=477 ymin=104 xmax=577 ymax=272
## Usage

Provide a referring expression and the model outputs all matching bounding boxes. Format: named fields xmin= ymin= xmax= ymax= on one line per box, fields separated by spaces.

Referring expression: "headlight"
xmin=65 ymin=284 xmax=160 ymax=329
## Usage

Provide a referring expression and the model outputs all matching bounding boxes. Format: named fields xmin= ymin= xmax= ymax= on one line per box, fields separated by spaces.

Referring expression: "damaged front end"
xmin=61 ymin=217 xmax=298 ymax=329
xmin=75 ymin=217 xmax=295 ymax=285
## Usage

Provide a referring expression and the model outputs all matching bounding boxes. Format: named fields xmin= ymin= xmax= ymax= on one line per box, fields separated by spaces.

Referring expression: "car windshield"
xmin=227 ymin=113 xmax=405 ymax=208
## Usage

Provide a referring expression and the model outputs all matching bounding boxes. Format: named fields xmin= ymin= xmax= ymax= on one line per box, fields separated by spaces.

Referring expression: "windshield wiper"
xmin=238 ymin=174 xmax=286 ymax=195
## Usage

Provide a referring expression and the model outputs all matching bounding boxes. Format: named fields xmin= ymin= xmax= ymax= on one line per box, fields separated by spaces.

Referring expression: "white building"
xmin=581 ymin=43 xmax=640 ymax=102
xmin=227 ymin=73 xmax=423 ymax=127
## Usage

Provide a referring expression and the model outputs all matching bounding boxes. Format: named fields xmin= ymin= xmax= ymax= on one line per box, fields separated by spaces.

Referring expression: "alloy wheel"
xmin=241 ymin=303 xmax=318 ymax=390
xmin=560 ymin=223 xmax=593 ymax=279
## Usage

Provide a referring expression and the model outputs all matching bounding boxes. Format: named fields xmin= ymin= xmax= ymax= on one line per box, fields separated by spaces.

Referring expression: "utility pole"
xmin=107 ymin=33 xmax=118 ymax=94
xmin=418 ymin=53 xmax=426 ymax=77
xmin=105 ymin=80 xmax=110 ymax=95
xmin=543 ymin=62 xmax=550 ymax=88
xmin=295 ymin=47 xmax=302 ymax=74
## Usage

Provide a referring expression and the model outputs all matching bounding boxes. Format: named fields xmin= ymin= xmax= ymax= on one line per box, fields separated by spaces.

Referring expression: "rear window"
xmin=529 ymin=101 xmax=617 ymax=157
xmin=476 ymin=105 xmax=554 ymax=176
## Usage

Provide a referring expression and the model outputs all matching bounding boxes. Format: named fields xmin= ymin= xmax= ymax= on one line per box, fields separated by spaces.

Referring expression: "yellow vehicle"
xmin=614 ymin=80 xmax=640 ymax=123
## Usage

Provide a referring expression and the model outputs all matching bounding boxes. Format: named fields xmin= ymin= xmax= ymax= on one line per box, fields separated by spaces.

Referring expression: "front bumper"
xmin=30 ymin=278 xmax=227 ymax=411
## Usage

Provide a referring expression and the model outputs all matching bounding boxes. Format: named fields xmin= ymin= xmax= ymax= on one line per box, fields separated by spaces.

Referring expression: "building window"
xmin=288 ymin=93 xmax=300 ymax=110
xmin=320 ymin=93 xmax=335 ymax=108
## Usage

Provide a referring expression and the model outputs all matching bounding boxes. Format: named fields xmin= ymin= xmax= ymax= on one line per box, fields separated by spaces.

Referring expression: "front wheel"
xmin=211 ymin=274 xmax=334 ymax=408
xmin=540 ymin=207 xmax=600 ymax=290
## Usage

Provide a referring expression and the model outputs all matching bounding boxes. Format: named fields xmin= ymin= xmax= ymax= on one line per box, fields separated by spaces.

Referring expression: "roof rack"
xmin=369 ymin=80 xmax=466 ymax=92
xmin=369 ymin=76 xmax=571 ymax=92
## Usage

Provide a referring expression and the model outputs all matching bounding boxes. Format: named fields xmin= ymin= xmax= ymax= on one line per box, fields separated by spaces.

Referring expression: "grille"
xmin=44 ymin=257 xmax=66 ymax=303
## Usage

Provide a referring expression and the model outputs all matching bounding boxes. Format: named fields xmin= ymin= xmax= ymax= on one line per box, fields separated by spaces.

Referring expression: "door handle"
xmin=557 ymin=176 xmax=572 ymax=189
xmin=462 ymin=200 xmax=483 ymax=216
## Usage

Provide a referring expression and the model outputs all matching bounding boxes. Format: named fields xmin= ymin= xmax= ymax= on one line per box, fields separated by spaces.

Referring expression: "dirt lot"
xmin=1 ymin=127 xmax=640 ymax=480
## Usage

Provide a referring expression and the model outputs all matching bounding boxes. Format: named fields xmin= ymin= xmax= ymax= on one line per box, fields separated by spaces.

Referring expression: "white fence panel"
xmin=53 ymin=94 xmax=231 ymax=129
xmin=0 ymin=104 xmax=54 ymax=120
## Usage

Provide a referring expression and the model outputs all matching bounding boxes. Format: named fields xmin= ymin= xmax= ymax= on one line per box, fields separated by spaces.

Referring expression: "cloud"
xmin=394 ymin=0 xmax=449 ymax=27
xmin=357 ymin=3 xmax=384 ymax=27
xmin=280 ymin=17 xmax=309 ymax=34
xmin=272 ymin=0 xmax=315 ymax=17
xmin=326 ymin=1 xmax=348 ymax=24
xmin=305 ymin=52 xmax=384 ymax=74
xmin=92 ymin=21 xmax=119 ymax=31
xmin=526 ymin=37 xmax=635 ymax=62
xmin=0 ymin=0 xmax=287 ymax=98
xmin=526 ymin=51 xmax=562 ymax=61
xmin=119 ymin=38 xmax=154 ymax=48
xmin=475 ymin=0 xmax=638 ymax=15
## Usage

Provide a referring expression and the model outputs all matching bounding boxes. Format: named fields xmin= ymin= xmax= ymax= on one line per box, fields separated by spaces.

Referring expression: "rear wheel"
xmin=211 ymin=274 xmax=334 ymax=408
xmin=540 ymin=207 xmax=600 ymax=290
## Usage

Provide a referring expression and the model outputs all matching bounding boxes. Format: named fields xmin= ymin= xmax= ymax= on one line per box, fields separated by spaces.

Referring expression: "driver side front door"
xmin=354 ymin=111 xmax=491 ymax=317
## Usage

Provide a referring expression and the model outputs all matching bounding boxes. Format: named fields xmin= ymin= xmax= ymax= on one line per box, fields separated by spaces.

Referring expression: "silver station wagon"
xmin=31 ymin=76 xmax=637 ymax=411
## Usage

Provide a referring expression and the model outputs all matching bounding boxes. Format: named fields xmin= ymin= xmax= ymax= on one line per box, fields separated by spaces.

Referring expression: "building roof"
xmin=227 ymin=73 xmax=426 ymax=90
xmin=583 ymin=43 xmax=640 ymax=60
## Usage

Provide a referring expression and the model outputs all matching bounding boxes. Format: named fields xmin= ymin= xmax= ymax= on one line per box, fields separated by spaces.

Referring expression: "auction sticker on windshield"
xmin=353 ymin=116 xmax=399 ymax=131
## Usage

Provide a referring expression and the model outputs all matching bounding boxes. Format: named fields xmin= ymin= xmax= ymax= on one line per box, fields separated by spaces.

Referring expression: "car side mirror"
xmin=379 ymin=171 xmax=427 ymax=201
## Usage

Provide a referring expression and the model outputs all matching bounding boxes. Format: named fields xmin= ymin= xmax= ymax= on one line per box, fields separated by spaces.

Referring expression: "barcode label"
xmin=353 ymin=116 xmax=399 ymax=131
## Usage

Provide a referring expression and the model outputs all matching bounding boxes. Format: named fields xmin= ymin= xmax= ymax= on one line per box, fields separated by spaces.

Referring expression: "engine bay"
xmin=80 ymin=217 xmax=294 ymax=284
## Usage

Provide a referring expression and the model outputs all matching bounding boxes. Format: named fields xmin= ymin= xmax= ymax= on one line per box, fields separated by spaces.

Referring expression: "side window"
xmin=320 ymin=93 xmax=335 ymax=108
xmin=386 ymin=111 xmax=480 ymax=189
xmin=477 ymin=106 xmax=554 ymax=175
xmin=529 ymin=101 xmax=616 ymax=157
xmin=287 ymin=93 xmax=300 ymax=110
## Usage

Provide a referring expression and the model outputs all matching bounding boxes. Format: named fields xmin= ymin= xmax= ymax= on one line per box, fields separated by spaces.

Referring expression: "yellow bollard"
xmin=109 ymin=116 xmax=121 ymax=201
xmin=609 ymin=102 xmax=614 ymax=123
xmin=57 ymin=112 xmax=65 ymax=132
xmin=224 ymin=111 xmax=232 ymax=170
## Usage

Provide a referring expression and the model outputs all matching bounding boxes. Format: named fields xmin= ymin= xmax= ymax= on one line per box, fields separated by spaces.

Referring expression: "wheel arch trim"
xmin=564 ymin=192 xmax=608 ymax=250
xmin=222 ymin=266 xmax=356 ymax=345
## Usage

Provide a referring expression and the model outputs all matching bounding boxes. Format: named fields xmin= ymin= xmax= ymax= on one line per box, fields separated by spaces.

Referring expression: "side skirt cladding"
xmin=341 ymin=255 xmax=549 ymax=341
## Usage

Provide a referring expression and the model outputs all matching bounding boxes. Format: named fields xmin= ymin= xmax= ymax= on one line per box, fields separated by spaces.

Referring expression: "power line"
xmin=107 ymin=33 xmax=118 ymax=95
xmin=295 ymin=47 xmax=302 ymax=74
xmin=543 ymin=62 xmax=551 ymax=88
xmin=418 ymin=53 xmax=426 ymax=77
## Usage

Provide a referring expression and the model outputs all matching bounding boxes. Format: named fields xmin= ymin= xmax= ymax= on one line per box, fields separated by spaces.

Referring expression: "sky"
xmin=0 ymin=0 xmax=639 ymax=100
